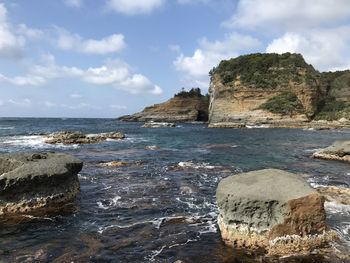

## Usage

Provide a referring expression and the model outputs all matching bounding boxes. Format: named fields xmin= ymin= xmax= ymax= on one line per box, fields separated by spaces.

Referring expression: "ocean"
xmin=0 ymin=118 xmax=349 ymax=262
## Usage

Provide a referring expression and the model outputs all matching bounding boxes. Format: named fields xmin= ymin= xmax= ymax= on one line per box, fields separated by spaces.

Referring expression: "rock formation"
xmin=45 ymin=131 xmax=125 ymax=145
xmin=0 ymin=152 xmax=83 ymax=218
xmin=142 ymin=122 xmax=176 ymax=128
xmin=208 ymin=53 xmax=350 ymax=128
xmin=118 ymin=88 xmax=209 ymax=122
xmin=216 ymin=169 xmax=337 ymax=256
xmin=313 ymin=141 xmax=350 ymax=162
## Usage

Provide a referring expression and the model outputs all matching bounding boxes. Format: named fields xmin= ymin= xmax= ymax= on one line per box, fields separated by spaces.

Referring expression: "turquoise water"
xmin=0 ymin=118 xmax=349 ymax=262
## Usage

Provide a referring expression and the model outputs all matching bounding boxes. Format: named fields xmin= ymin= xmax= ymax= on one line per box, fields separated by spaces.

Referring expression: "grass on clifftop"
xmin=258 ymin=91 xmax=305 ymax=115
xmin=211 ymin=53 xmax=316 ymax=88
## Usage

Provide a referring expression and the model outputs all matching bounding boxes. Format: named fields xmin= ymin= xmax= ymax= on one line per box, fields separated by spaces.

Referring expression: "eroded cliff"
xmin=208 ymin=53 xmax=350 ymax=127
xmin=119 ymin=88 xmax=209 ymax=122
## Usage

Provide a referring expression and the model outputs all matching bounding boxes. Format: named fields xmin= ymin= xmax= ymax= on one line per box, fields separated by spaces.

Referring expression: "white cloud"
xmin=8 ymin=98 xmax=32 ymax=107
xmin=0 ymin=3 xmax=25 ymax=58
xmin=0 ymin=100 xmax=3 ymax=106
xmin=107 ymin=0 xmax=165 ymax=15
xmin=0 ymin=73 xmax=47 ymax=86
xmin=1 ymin=54 xmax=162 ymax=95
xmin=177 ymin=0 xmax=210 ymax=4
xmin=55 ymin=27 xmax=126 ymax=55
xmin=174 ymin=33 xmax=261 ymax=86
xmin=70 ymin=93 xmax=82 ymax=99
xmin=16 ymin=24 xmax=43 ymax=40
xmin=266 ymin=27 xmax=350 ymax=71
xmin=224 ymin=0 xmax=350 ymax=30
xmin=64 ymin=0 xmax=83 ymax=8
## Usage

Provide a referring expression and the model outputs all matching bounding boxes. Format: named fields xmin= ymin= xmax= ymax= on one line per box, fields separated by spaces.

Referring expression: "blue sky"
xmin=0 ymin=0 xmax=350 ymax=118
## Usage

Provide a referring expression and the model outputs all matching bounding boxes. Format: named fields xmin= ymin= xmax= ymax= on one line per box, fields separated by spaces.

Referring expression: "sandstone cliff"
xmin=118 ymin=88 xmax=209 ymax=122
xmin=208 ymin=53 xmax=350 ymax=127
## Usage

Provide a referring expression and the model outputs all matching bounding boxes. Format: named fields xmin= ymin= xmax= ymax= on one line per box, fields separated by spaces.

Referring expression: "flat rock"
xmin=216 ymin=169 xmax=336 ymax=256
xmin=45 ymin=131 xmax=125 ymax=145
xmin=142 ymin=122 xmax=176 ymax=128
xmin=313 ymin=141 xmax=350 ymax=162
xmin=0 ymin=152 xmax=83 ymax=218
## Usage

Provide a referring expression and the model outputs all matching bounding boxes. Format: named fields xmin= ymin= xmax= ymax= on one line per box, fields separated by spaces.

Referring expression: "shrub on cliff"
xmin=315 ymin=97 xmax=350 ymax=120
xmin=175 ymin=88 xmax=204 ymax=98
xmin=212 ymin=53 xmax=316 ymax=88
xmin=258 ymin=91 xmax=304 ymax=115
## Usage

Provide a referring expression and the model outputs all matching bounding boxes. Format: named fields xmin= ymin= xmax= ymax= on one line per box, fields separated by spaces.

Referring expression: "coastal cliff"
xmin=119 ymin=88 xmax=209 ymax=122
xmin=208 ymin=53 xmax=350 ymax=128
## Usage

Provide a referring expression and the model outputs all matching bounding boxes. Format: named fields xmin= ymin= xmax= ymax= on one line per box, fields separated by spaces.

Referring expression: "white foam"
xmin=177 ymin=161 xmax=216 ymax=170
xmin=146 ymin=245 xmax=166 ymax=262
xmin=325 ymin=201 xmax=350 ymax=214
xmin=1 ymin=135 xmax=79 ymax=149
xmin=0 ymin=126 xmax=14 ymax=130
xmin=97 ymin=196 xmax=121 ymax=210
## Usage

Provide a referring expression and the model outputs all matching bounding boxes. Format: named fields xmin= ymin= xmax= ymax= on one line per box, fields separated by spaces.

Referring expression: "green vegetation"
xmin=315 ymin=97 xmax=350 ymax=121
xmin=175 ymin=88 xmax=204 ymax=98
xmin=211 ymin=52 xmax=316 ymax=88
xmin=258 ymin=91 xmax=304 ymax=115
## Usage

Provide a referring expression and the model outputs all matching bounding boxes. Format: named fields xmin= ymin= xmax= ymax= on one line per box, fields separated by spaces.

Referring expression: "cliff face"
xmin=208 ymin=53 xmax=350 ymax=127
xmin=119 ymin=91 xmax=209 ymax=122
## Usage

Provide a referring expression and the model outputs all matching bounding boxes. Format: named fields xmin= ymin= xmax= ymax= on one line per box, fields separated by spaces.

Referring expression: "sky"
xmin=0 ymin=0 xmax=350 ymax=118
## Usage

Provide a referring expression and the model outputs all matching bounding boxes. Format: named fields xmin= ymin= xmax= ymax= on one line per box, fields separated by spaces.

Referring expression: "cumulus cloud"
xmin=174 ymin=33 xmax=261 ymax=86
xmin=266 ymin=28 xmax=350 ymax=71
xmin=224 ymin=0 xmax=350 ymax=30
xmin=0 ymin=54 xmax=162 ymax=95
xmin=64 ymin=0 xmax=84 ymax=8
xmin=0 ymin=73 xmax=46 ymax=86
xmin=0 ymin=3 xmax=25 ymax=58
xmin=55 ymin=27 xmax=126 ymax=55
xmin=106 ymin=0 xmax=165 ymax=15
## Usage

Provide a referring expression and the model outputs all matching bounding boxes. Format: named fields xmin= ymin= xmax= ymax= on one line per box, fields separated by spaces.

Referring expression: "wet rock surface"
xmin=45 ymin=131 xmax=125 ymax=145
xmin=0 ymin=152 xmax=82 ymax=218
xmin=313 ymin=140 xmax=350 ymax=162
xmin=216 ymin=169 xmax=336 ymax=256
xmin=142 ymin=122 xmax=176 ymax=128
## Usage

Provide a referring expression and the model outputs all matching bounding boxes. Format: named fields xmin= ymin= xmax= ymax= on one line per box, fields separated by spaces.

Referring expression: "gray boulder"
xmin=216 ymin=169 xmax=337 ymax=256
xmin=0 ymin=152 xmax=83 ymax=218
xmin=313 ymin=140 xmax=350 ymax=162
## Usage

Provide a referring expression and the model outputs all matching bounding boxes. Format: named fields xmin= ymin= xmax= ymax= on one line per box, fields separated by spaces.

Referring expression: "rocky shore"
xmin=216 ymin=169 xmax=337 ymax=256
xmin=0 ymin=152 xmax=82 ymax=218
xmin=313 ymin=141 xmax=350 ymax=162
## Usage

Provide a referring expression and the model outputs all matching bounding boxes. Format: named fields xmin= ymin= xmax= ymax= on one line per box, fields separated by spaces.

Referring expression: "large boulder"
xmin=313 ymin=141 xmax=350 ymax=162
xmin=45 ymin=131 xmax=125 ymax=145
xmin=0 ymin=152 xmax=83 ymax=218
xmin=216 ymin=169 xmax=337 ymax=256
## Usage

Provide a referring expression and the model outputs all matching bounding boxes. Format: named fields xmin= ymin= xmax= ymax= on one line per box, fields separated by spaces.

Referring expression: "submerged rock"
xmin=142 ymin=122 xmax=176 ymax=128
xmin=45 ymin=131 xmax=125 ymax=145
xmin=216 ymin=169 xmax=337 ymax=256
xmin=0 ymin=152 xmax=83 ymax=218
xmin=313 ymin=141 xmax=350 ymax=162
